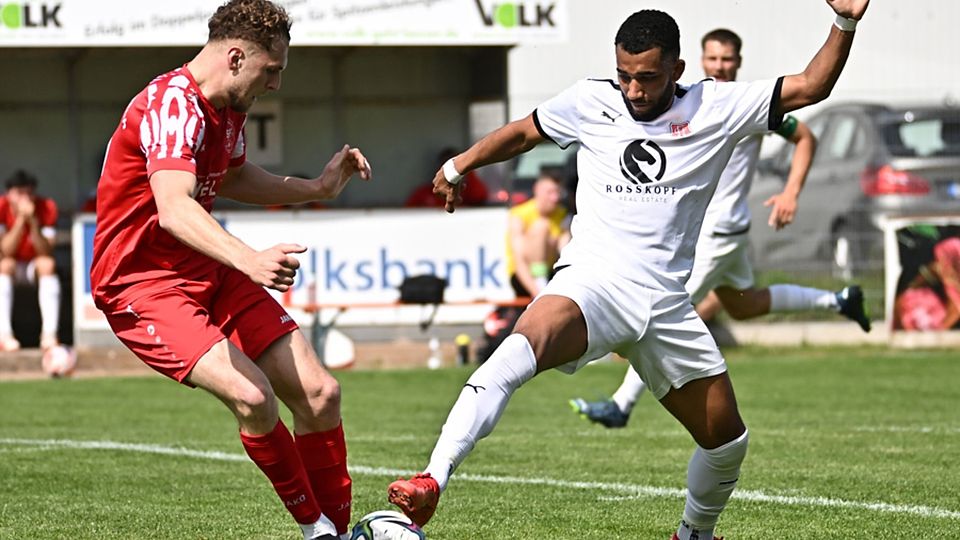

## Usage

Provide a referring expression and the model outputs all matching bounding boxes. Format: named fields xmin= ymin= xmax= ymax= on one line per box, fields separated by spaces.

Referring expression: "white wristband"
xmin=834 ymin=14 xmax=857 ymax=32
xmin=442 ymin=157 xmax=463 ymax=185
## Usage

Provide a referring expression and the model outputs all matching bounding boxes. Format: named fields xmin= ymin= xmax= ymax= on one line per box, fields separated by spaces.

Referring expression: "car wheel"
xmin=832 ymin=226 xmax=859 ymax=281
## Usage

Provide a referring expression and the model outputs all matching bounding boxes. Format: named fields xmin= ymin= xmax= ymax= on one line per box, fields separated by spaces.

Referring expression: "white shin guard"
xmin=0 ymin=274 xmax=12 ymax=336
xmin=682 ymin=429 xmax=749 ymax=531
xmin=425 ymin=333 xmax=538 ymax=491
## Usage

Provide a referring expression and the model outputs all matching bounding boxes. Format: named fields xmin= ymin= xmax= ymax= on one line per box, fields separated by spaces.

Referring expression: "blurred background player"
xmin=89 ymin=1 xmax=370 ymax=538
xmin=387 ymin=3 xmax=871 ymax=540
xmin=506 ymin=168 xmax=571 ymax=299
xmin=0 ymin=170 xmax=61 ymax=352
xmin=571 ymin=26 xmax=872 ymax=429
xmin=477 ymin=168 xmax=570 ymax=363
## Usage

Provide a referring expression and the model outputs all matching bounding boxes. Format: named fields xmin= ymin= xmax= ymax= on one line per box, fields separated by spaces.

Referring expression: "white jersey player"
xmin=571 ymin=28 xmax=871 ymax=431
xmin=388 ymin=4 xmax=871 ymax=540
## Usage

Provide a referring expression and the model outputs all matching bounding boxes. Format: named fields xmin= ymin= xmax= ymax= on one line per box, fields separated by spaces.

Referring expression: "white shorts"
xmin=540 ymin=265 xmax=726 ymax=399
xmin=685 ymin=232 xmax=754 ymax=304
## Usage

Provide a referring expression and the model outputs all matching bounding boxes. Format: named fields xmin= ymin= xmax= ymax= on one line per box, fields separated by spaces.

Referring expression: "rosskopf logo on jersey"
xmin=619 ymin=139 xmax=666 ymax=184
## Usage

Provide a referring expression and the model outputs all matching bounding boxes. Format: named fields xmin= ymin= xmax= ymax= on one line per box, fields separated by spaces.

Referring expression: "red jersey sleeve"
xmin=229 ymin=125 xmax=247 ymax=168
xmin=142 ymin=76 xmax=206 ymax=179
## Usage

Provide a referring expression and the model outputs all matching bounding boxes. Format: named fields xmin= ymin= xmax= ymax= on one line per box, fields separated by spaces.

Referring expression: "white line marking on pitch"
xmin=1 ymin=438 xmax=958 ymax=521
xmin=854 ymin=425 xmax=960 ymax=435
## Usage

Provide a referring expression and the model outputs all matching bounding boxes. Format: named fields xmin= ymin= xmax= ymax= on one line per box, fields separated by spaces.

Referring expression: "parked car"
xmin=747 ymin=102 xmax=960 ymax=278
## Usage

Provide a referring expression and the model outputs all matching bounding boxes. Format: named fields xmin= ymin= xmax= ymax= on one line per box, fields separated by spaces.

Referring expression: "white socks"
xmin=678 ymin=429 xmax=749 ymax=540
xmin=0 ymin=274 xmax=61 ymax=339
xmin=425 ymin=333 xmax=538 ymax=491
xmin=0 ymin=275 xmax=12 ymax=336
xmin=299 ymin=513 xmax=338 ymax=540
xmin=768 ymin=284 xmax=838 ymax=313
xmin=612 ymin=366 xmax=647 ymax=415
xmin=38 ymin=275 xmax=60 ymax=338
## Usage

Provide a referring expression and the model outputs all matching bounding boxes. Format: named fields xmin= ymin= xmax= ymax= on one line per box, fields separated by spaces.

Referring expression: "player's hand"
xmin=317 ymin=145 xmax=372 ymax=199
xmin=764 ymin=193 xmax=798 ymax=230
xmin=432 ymin=168 xmax=463 ymax=214
xmin=245 ymin=243 xmax=307 ymax=292
xmin=16 ymin=196 xmax=35 ymax=218
xmin=826 ymin=0 xmax=869 ymax=20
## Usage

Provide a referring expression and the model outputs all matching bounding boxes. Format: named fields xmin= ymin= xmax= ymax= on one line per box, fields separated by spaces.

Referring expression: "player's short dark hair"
xmin=5 ymin=169 xmax=38 ymax=190
xmin=615 ymin=10 xmax=680 ymax=61
xmin=208 ymin=0 xmax=292 ymax=51
xmin=701 ymin=28 xmax=742 ymax=56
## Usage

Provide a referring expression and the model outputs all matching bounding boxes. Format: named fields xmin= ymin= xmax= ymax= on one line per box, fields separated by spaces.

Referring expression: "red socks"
xmin=296 ymin=422 xmax=353 ymax=534
xmin=240 ymin=420 xmax=322 ymax=525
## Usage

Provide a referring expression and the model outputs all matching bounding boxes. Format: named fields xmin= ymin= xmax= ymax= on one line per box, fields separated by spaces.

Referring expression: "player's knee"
xmin=34 ymin=255 xmax=56 ymax=276
xmin=232 ymin=383 xmax=279 ymax=427
xmin=300 ymin=376 xmax=342 ymax=423
xmin=0 ymin=257 xmax=14 ymax=275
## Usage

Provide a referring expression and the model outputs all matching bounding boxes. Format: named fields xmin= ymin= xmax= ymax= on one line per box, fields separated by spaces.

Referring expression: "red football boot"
xmin=387 ymin=473 xmax=440 ymax=527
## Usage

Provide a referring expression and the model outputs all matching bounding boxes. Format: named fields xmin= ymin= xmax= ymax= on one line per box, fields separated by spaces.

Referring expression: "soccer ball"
xmin=41 ymin=345 xmax=77 ymax=378
xmin=350 ymin=510 xmax=425 ymax=540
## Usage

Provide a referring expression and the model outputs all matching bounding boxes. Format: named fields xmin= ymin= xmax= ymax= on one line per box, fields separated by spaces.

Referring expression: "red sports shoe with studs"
xmin=387 ymin=473 xmax=440 ymax=527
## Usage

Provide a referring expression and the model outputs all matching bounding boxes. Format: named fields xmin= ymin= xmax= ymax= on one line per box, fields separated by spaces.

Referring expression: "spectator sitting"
xmin=0 ymin=170 xmax=61 ymax=351
xmin=506 ymin=168 xmax=570 ymax=299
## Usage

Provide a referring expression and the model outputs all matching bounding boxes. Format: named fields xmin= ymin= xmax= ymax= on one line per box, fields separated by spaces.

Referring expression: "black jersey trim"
xmin=588 ymin=78 xmax=621 ymax=91
xmin=767 ymin=76 xmax=786 ymax=131
xmin=711 ymin=224 xmax=751 ymax=237
xmin=532 ymin=109 xmax=567 ymax=148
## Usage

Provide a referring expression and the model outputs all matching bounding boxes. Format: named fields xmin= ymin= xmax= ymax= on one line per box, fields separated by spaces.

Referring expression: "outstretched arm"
xmin=777 ymin=0 xmax=870 ymax=115
xmin=151 ymin=170 xmax=306 ymax=292
xmin=434 ymin=114 xmax=545 ymax=213
xmin=764 ymin=120 xmax=817 ymax=229
xmin=219 ymin=145 xmax=372 ymax=205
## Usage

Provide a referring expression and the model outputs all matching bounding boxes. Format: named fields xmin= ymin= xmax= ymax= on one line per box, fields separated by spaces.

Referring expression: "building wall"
xmin=0 ymin=46 xmax=506 ymax=216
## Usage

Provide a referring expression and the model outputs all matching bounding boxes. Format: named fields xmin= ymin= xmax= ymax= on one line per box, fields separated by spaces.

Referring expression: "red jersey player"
xmin=90 ymin=1 xmax=371 ymax=539
xmin=0 ymin=170 xmax=61 ymax=352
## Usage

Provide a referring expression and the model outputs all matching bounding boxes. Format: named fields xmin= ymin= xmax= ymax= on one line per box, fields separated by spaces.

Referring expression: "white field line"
xmin=853 ymin=425 xmax=960 ymax=435
xmin=1 ymin=438 xmax=958 ymax=521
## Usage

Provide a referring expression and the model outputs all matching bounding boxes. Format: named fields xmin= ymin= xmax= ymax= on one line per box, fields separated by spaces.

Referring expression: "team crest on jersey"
xmin=619 ymin=139 xmax=666 ymax=185
xmin=224 ymin=120 xmax=235 ymax=152
xmin=670 ymin=122 xmax=691 ymax=137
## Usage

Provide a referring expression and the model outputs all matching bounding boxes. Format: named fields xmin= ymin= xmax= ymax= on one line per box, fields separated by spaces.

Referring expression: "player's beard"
xmin=628 ymin=81 xmax=676 ymax=122
xmin=227 ymin=87 xmax=254 ymax=113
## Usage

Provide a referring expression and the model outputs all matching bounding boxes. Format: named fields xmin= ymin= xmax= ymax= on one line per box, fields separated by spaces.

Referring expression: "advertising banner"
xmin=0 ymin=0 xmax=566 ymax=46
xmin=73 ymin=207 xmax=513 ymax=331
xmin=882 ymin=215 xmax=960 ymax=332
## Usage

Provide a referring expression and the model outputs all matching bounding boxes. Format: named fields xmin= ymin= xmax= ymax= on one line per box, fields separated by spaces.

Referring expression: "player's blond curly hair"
xmin=208 ymin=0 xmax=292 ymax=51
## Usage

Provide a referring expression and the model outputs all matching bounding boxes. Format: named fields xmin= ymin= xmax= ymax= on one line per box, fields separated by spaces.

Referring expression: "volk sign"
xmin=0 ymin=0 xmax=566 ymax=46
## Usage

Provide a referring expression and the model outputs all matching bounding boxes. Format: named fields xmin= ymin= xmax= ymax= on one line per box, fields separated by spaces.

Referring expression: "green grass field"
xmin=1 ymin=346 xmax=959 ymax=539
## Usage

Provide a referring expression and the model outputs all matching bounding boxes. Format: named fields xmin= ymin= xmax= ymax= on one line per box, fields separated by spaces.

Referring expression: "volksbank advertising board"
xmin=72 ymin=208 xmax=515 ymax=330
xmin=0 ymin=0 xmax=566 ymax=46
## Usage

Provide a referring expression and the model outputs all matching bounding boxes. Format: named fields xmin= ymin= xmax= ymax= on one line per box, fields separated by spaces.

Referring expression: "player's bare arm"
xmin=764 ymin=120 xmax=817 ymax=229
xmin=508 ymin=214 xmax=540 ymax=296
xmin=17 ymin=198 xmax=54 ymax=257
xmin=433 ymin=114 xmax=545 ymax=213
xmin=219 ymin=145 xmax=372 ymax=204
xmin=777 ymin=0 xmax=869 ymax=115
xmin=150 ymin=169 xmax=305 ymax=292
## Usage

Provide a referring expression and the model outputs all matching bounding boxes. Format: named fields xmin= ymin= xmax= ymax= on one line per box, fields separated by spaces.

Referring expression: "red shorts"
xmin=102 ymin=266 xmax=299 ymax=384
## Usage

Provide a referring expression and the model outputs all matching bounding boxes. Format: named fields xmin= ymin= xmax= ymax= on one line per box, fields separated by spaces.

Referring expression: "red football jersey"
xmin=91 ymin=65 xmax=247 ymax=309
xmin=0 ymin=195 xmax=58 ymax=261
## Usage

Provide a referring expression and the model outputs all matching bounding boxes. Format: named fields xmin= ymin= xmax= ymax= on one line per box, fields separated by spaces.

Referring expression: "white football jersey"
xmin=703 ymin=132 xmax=763 ymax=235
xmin=535 ymin=76 xmax=782 ymax=292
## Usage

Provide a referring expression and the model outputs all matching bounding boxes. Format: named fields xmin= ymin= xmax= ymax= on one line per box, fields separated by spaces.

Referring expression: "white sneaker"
xmin=40 ymin=334 xmax=59 ymax=351
xmin=0 ymin=334 xmax=20 ymax=352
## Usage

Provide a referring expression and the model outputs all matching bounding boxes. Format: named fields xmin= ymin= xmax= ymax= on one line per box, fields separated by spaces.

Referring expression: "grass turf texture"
xmin=1 ymin=346 xmax=958 ymax=539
